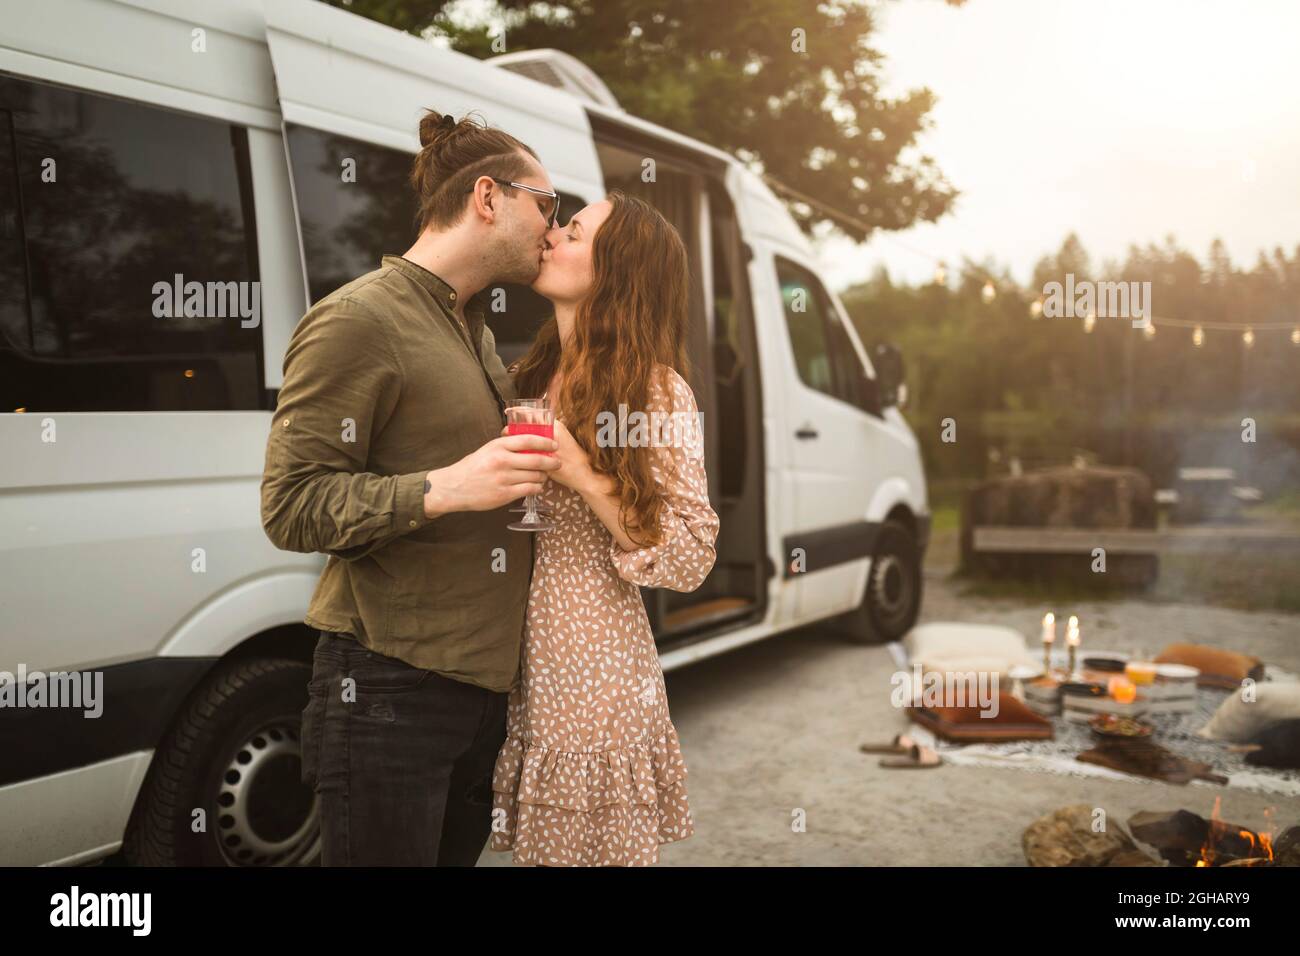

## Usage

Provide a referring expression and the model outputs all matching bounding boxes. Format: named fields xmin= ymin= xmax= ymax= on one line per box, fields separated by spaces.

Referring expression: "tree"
xmin=320 ymin=0 xmax=962 ymax=241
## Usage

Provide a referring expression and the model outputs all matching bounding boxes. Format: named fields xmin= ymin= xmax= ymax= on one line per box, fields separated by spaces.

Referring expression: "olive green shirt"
xmin=260 ymin=255 xmax=532 ymax=692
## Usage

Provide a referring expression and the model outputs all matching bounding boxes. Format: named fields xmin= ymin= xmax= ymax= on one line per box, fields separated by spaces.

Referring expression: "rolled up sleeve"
xmin=260 ymin=297 xmax=434 ymax=561
xmin=609 ymin=368 xmax=719 ymax=592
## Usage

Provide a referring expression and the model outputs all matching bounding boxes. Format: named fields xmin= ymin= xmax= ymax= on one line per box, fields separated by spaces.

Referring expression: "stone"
xmin=1023 ymin=804 xmax=1136 ymax=867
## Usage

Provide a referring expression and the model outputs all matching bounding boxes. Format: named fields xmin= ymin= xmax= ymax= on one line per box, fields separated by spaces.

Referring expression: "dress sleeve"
xmin=608 ymin=367 xmax=720 ymax=592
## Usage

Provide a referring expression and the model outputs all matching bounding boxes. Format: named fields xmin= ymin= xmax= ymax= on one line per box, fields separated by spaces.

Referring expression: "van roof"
xmin=2 ymin=0 xmax=814 ymax=255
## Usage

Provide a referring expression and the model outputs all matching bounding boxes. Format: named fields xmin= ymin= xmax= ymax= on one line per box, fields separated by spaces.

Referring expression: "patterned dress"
xmin=489 ymin=366 xmax=719 ymax=866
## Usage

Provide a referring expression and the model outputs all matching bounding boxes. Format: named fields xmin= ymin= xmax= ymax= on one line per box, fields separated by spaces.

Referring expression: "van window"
xmin=0 ymin=75 xmax=263 ymax=413
xmin=0 ymin=108 xmax=25 ymax=370
xmin=776 ymin=256 xmax=873 ymax=413
xmin=284 ymin=124 xmax=583 ymax=364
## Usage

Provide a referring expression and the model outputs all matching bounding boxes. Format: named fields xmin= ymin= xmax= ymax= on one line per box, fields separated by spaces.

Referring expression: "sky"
xmin=813 ymin=0 xmax=1300 ymax=291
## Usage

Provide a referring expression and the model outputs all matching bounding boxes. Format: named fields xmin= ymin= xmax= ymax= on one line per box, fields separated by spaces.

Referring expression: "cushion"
xmin=1244 ymin=718 xmax=1300 ymax=769
xmin=908 ymin=692 xmax=1054 ymax=742
xmin=1196 ymin=681 xmax=1300 ymax=742
xmin=904 ymin=622 xmax=1040 ymax=678
xmin=1155 ymin=642 xmax=1264 ymax=689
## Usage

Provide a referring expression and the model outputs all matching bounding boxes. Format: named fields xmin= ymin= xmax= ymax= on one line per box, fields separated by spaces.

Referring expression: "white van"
xmin=0 ymin=0 xmax=929 ymax=866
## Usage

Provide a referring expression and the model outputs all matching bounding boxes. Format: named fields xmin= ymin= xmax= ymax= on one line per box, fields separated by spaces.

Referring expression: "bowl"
xmin=1089 ymin=713 xmax=1154 ymax=739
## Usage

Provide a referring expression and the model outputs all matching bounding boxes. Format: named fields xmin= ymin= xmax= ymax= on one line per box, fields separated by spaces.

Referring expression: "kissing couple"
xmin=261 ymin=109 xmax=719 ymax=867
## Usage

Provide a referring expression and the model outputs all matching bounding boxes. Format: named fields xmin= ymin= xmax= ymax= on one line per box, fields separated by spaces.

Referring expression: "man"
xmin=261 ymin=112 xmax=561 ymax=865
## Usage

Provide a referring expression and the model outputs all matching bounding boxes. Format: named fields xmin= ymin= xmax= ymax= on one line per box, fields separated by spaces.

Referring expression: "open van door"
xmin=584 ymin=112 xmax=771 ymax=644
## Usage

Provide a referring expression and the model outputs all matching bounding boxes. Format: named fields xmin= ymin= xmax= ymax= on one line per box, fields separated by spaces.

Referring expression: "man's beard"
xmin=496 ymin=244 xmax=543 ymax=286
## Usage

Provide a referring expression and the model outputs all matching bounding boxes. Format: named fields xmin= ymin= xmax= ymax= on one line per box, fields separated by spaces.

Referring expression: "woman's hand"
xmin=499 ymin=418 xmax=593 ymax=491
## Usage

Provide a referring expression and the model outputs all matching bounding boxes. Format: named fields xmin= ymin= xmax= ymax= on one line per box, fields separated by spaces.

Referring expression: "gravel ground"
xmin=479 ymin=565 xmax=1300 ymax=867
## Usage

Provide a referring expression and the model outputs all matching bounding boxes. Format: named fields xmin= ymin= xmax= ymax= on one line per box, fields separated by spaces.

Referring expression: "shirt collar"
xmin=382 ymin=254 xmax=465 ymax=314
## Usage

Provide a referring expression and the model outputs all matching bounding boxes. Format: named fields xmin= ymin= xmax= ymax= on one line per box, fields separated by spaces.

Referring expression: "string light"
xmin=800 ymin=193 xmax=1300 ymax=342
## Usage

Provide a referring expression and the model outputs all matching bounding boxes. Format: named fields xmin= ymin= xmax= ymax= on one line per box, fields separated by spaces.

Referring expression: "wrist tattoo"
xmin=424 ymin=479 xmax=431 ymax=494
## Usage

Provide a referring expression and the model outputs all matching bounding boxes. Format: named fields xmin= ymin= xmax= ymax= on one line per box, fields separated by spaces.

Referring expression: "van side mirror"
xmin=871 ymin=342 xmax=906 ymax=408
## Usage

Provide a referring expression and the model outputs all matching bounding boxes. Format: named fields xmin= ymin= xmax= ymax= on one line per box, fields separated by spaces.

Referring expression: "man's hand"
xmin=423 ymin=434 xmax=560 ymax=518
xmin=501 ymin=420 xmax=592 ymax=492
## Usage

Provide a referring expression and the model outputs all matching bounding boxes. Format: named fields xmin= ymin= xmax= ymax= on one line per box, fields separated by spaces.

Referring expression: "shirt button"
xmin=449 ymin=291 xmax=457 ymax=301
xmin=282 ymin=418 xmax=290 ymax=427
xmin=409 ymin=519 xmax=418 ymax=528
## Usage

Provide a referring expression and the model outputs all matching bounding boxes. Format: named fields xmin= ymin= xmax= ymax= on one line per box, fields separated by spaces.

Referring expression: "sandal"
xmin=880 ymin=743 xmax=942 ymax=769
xmin=859 ymin=732 xmax=917 ymax=755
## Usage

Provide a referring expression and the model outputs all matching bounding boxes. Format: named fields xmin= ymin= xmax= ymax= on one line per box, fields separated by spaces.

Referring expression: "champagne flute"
xmin=505 ymin=398 xmax=556 ymax=532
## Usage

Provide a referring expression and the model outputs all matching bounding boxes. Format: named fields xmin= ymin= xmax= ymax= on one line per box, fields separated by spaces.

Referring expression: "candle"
xmin=1066 ymin=615 xmax=1080 ymax=677
xmin=1041 ymin=613 xmax=1056 ymax=675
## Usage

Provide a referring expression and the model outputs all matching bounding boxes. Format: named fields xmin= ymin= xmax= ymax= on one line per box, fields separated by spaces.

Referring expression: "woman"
xmin=489 ymin=190 xmax=719 ymax=867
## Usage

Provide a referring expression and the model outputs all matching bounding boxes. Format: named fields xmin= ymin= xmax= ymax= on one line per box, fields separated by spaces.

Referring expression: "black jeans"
xmin=300 ymin=631 xmax=508 ymax=866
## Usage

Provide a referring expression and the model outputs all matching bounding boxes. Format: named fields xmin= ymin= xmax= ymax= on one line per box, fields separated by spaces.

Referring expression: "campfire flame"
xmin=1196 ymin=797 xmax=1275 ymax=866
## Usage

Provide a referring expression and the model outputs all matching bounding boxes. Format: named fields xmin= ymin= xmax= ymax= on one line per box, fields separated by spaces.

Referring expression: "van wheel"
xmin=836 ymin=520 xmax=922 ymax=645
xmin=122 ymin=657 xmax=320 ymax=866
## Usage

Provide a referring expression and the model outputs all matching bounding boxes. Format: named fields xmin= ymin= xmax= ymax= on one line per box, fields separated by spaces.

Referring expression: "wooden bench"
xmin=972 ymin=526 xmax=1300 ymax=555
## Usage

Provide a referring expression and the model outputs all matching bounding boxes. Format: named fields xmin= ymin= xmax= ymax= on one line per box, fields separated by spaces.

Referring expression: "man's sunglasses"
xmin=470 ymin=177 xmax=560 ymax=229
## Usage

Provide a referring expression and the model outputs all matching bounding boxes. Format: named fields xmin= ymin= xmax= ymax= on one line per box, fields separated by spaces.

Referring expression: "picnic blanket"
xmin=886 ymin=641 xmax=1300 ymax=798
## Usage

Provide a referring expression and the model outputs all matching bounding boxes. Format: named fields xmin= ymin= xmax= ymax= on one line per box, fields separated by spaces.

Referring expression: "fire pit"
xmin=1023 ymin=800 xmax=1299 ymax=866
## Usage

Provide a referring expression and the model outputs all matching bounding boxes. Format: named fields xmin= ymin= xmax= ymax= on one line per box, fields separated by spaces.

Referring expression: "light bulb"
xmin=1193 ymin=326 xmax=1204 ymax=347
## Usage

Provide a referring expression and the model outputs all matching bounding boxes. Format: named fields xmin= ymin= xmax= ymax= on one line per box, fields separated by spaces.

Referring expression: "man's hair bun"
xmin=409 ymin=108 xmax=540 ymax=232
xmin=418 ymin=109 xmax=460 ymax=150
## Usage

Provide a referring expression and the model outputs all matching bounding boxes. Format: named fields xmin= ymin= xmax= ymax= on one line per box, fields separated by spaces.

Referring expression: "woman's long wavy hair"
xmin=513 ymin=190 xmax=690 ymax=548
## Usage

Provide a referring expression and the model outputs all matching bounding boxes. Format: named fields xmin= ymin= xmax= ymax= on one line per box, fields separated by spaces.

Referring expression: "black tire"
xmin=122 ymin=657 xmax=320 ymax=867
xmin=836 ymin=520 xmax=923 ymax=645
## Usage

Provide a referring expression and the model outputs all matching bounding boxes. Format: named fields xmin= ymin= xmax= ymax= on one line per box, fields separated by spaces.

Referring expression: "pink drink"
xmin=508 ymin=421 xmax=555 ymax=455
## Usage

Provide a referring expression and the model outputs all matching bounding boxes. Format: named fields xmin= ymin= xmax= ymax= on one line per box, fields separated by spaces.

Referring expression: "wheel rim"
xmin=871 ymin=552 xmax=913 ymax=623
xmin=213 ymin=717 xmax=319 ymax=866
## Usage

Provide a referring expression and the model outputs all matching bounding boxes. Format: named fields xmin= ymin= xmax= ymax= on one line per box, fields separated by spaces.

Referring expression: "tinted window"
xmin=776 ymin=256 xmax=869 ymax=411
xmin=284 ymin=124 xmax=582 ymax=365
xmin=0 ymin=75 xmax=262 ymax=413
xmin=0 ymin=108 xmax=25 ymax=365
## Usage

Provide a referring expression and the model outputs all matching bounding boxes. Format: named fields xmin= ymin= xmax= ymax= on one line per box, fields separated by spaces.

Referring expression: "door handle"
xmin=795 ymin=423 xmax=819 ymax=440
